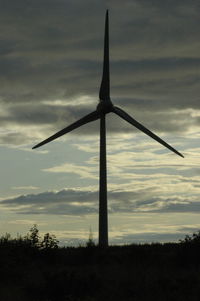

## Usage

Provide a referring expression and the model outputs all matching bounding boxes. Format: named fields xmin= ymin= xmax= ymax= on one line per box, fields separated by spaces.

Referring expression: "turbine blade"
xmin=99 ymin=10 xmax=110 ymax=101
xmin=113 ymin=106 xmax=184 ymax=158
xmin=32 ymin=110 xmax=100 ymax=149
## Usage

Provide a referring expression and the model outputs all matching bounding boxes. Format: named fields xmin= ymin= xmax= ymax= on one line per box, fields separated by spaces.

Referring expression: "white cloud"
xmin=12 ymin=186 xmax=39 ymax=190
xmin=8 ymin=219 xmax=46 ymax=226
xmin=43 ymin=162 xmax=98 ymax=179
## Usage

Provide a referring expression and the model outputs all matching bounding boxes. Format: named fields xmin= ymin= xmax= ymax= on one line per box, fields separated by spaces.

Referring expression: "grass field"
xmin=1 ymin=232 xmax=200 ymax=301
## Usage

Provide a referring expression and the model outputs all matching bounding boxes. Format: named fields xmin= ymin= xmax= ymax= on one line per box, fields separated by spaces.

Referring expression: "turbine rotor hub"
xmin=97 ymin=99 xmax=113 ymax=114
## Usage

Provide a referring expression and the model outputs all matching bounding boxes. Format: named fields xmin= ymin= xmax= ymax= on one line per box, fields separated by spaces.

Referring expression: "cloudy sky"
xmin=1 ymin=0 xmax=200 ymax=245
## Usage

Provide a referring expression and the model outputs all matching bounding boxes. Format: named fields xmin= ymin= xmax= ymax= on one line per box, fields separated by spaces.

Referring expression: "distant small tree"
xmin=0 ymin=232 xmax=11 ymax=244
xmin=25 ymin=224 xmax=40 ymax=248
xmin=14 ymin=233 xmax=25 ymax=246
xmin=86 ymin=227 xmax=95 ymax=247
xmin=41 ymin=233 xmax=59 ymax=249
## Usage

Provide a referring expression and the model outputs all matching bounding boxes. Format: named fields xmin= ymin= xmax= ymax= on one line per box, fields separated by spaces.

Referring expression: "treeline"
xmin=1 ymin=224 xmax=200 ymax=249
xmin=0 ymin=224 xmax=59 ymax=249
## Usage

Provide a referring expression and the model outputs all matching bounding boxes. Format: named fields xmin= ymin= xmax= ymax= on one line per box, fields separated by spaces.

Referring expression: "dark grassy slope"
xmin=0 ymin=242 xmax=200 ymax=301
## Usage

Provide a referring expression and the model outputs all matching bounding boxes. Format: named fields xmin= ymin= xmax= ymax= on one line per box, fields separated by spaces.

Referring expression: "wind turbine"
xmin=33 ymin=10 xmax=184 ymax=247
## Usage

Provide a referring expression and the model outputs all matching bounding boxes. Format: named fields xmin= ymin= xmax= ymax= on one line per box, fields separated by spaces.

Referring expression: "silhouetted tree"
xmin=0 ymin=232 xmax=11 ymax=244
xmin=25 ymin=224 xmax=40 ymax=248
xmin=180 ymin=230 xmax=200 ymax=244
xmin=86 ymin=227 xmax=95 ymax=247
xmin=41 ymin=233 xmax=59 ymax=249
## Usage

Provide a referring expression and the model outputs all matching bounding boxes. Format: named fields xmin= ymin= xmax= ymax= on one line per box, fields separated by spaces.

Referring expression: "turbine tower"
xmin=33 ymin=10 xmax=184 ymax=247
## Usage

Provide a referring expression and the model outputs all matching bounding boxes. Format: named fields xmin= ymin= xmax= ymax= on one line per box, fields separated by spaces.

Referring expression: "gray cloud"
xmin=1 ymin=103 xmax=94 ymax=126
xmin=1 ymin=187 xmax=200 ymax=215
xmin=0 ymin=131 xmax=31 ymax=145
xmin=0 ymin=189 xmax=98 ymax=215
xmin=0 ymin=101 xmax=195 ymax=147
xmin=0 ymin=0 xmax=200 ymax=146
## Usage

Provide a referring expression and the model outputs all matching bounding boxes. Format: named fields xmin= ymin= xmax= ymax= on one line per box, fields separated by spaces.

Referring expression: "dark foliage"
xmin=180 ymin=230 xmax=200 ymax=244
xmin=0 ymin=229 xmax=200 ymax=301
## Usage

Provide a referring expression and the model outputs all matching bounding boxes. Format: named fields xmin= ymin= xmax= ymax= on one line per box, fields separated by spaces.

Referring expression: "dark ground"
xmin=0 ymin=240 xmax=200 ymax=301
